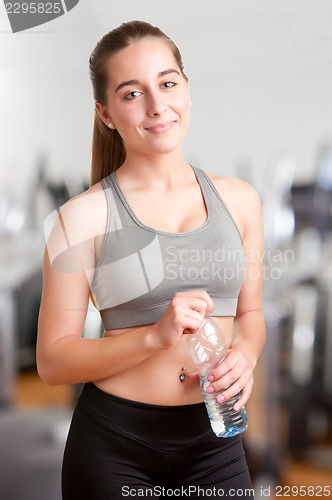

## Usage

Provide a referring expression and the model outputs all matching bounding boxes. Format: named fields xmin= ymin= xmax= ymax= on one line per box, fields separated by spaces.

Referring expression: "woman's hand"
xmin=151 ymin=290 xmax=214 ymax=351
xmin=188 ymin=344 xmax=254 ymax=411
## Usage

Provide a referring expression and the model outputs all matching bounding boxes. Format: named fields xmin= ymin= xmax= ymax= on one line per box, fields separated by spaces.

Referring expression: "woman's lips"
xmin=145 ymin=121 xmax=175 ymax=134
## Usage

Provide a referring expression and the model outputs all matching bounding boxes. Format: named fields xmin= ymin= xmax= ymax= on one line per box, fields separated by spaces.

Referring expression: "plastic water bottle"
xmin=187 ymin=317 xmax=248 ymax=438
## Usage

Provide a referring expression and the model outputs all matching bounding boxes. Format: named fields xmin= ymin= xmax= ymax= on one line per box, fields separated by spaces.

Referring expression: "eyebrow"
xmin=115 ymin=68 xmax=180 ymax=93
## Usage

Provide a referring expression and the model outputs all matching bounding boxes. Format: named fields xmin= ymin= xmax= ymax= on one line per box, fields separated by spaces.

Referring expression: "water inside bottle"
xmin=201 ymin=377 xmax=248 ymax=438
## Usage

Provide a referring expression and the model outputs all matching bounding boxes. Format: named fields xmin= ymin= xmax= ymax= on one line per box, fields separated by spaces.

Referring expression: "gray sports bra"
xmin=90 ymin=166 xmax=246 ymax=330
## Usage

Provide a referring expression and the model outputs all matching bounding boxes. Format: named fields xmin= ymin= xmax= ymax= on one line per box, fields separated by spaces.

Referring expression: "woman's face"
xmin=99 ymin=38 xmax=190 ymax=158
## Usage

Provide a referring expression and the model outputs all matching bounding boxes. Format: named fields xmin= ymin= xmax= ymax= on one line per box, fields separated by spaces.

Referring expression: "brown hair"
xmin=88 ymin=20 xmax=188 ymax=187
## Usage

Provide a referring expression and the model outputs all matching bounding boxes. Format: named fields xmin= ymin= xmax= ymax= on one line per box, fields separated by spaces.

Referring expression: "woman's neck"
xmin=116 ymin=148 xmax=192 ymax=190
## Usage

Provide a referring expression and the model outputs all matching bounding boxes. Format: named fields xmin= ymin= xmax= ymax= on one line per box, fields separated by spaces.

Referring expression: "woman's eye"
xmin=161 ymin=81 xmax=176 ymax=89
xmin=124 ymin=91 xmax=142 ymax=100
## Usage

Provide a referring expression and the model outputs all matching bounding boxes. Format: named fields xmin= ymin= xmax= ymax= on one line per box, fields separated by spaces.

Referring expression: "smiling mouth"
xmin=145 ymin=121 xmax=175 ymax=134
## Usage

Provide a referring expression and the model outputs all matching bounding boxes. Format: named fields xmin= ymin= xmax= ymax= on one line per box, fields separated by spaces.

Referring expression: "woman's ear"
xmin=95 ymin=102 xmax=115 ymax=129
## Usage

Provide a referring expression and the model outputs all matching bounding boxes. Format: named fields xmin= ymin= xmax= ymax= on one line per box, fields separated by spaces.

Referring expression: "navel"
xmin=179 ymin=366 xmax=186 ymax=383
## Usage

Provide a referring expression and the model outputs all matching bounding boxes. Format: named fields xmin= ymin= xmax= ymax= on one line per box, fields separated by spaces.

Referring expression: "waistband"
xmin=76 ymin=383 xmax=214 ymax=452
xmin=100 ymin=298 xmax=238 ymax=330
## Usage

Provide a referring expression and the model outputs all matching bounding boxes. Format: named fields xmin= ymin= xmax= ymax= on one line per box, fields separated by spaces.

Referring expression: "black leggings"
xmin=62 ymin=383 xmax=254 ymax=499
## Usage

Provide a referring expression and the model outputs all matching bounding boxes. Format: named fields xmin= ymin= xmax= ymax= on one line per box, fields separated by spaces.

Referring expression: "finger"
xmin=181 ymin=315 xmax=206 ymax=334
xmin=196 ymin=290 xmax=214 ymax=316
xmin=208 ymin=353 xmax=238 ymax=382
xmin=189 ymin=289 xmax=214 ymax=311
xmin=182 ymin=307 xmax=208 ymax=334
xmin=183 ymin=307 xmax=206 ymax=324
xmin=209 ymin=363 xmax=245 ymax=392
xmin=216 ymin=373 xmax=251 ymax=403
xmin=180 ymin=297 xmax=209 ymax=320
xmin=232 ymin=379 xmax=253 ymax=411
xmin=173 ymin=290 xmax=214 ymax=316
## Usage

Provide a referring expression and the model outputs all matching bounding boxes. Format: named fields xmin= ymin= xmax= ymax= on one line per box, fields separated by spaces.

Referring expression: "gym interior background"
xmin=0 ymin=1 xmax=331 ymax=499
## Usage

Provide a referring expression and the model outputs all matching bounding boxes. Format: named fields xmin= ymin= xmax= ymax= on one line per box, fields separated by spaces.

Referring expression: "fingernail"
xmin=217 ymin=395 xmax=224 ymax=403
xmin=206 ymin=386 xmax=214 ymax=394
xmin=207 ymin=375 xmax=214 ymax=382
xmin=234 ymin=405 xmax=240 ymax=412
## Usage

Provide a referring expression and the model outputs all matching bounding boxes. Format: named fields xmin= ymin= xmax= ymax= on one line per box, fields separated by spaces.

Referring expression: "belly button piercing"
xmin=179 ymin=367 xmax=186 ymax=382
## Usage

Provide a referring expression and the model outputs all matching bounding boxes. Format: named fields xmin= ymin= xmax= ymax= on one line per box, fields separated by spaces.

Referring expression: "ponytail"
xmin=89 ymin=110 xmax=126 ymax=187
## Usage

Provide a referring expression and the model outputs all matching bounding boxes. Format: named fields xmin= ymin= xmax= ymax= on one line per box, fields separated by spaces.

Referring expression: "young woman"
xmin=37 ymin=20 xmax=265 ymax=499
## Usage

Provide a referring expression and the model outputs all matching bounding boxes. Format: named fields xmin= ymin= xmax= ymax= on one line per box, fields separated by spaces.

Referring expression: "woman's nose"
xmin=146 ymin=91 xmax=166 ymax=116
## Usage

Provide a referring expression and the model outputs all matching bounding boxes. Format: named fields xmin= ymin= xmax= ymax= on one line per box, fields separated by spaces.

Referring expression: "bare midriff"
xmin=93 ymin=316 xmax=235 ymax=406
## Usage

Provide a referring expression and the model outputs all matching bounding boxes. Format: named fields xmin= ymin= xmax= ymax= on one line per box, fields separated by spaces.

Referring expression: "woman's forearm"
xmin=232 ymin=309 xmax=266 ymax=370
xmin=36 ymin=324 xmax=160 ymax=386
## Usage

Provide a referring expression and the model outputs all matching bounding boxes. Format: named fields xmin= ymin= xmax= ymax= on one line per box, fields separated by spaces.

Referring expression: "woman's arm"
xmin=232 ymin=180 xmax=265 ymax=368
xmin=202 ymin=178 xmax=266 ymax=409
xmin=37 ymin=248 xmax=161 ymax=386
xmin=36 ymin=191 xmax=160 ymax=386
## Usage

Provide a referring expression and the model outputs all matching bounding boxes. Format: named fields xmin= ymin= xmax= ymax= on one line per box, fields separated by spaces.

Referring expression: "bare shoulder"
xmin=58 ymin=180 xmax=107 ymax=240
xmin=203 ymin=171 xmax=262 ymax=238
xmin=205 ymin=171 xmax=260 ymax=204
xmin=64 ymin=180 xmax=105 ymax=212
xmin=44 ymin=180 xmax=108 ymax=273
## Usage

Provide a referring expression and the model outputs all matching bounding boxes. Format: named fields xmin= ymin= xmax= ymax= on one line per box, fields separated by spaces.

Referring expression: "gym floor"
xmin=14 ymin=369 xmax=332 ymax=499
